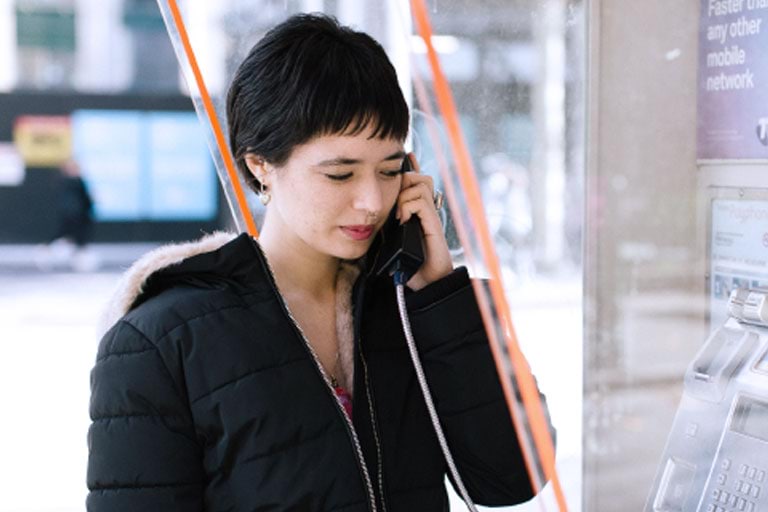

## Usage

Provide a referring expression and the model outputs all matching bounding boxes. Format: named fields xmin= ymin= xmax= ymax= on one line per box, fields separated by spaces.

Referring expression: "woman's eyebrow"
xmin=314 ymin=150 xmax=406 ymax=167
xmin=382 ymin=150 xmax=407 ymax=161
xmin=315 ymin=157 xmax=360 ymax=167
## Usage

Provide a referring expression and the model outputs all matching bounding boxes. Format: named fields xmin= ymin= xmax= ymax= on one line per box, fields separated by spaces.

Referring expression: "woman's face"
xmin=251 ymin=124 xmax=405 ymax=261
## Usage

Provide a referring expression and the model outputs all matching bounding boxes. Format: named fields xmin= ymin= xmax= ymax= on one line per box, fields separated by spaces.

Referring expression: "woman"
xmin=87 ymin=13 xmax=546 ymax=511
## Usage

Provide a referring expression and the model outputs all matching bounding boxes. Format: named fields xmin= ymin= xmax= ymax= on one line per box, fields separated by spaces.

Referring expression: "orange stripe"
xmin=408 ymin=64 xmax=545 ymax=475
xmin=409 ymin=58 xmax=545 ymax=475
xmin=410 ymin=1 xmax=567 ymax=509
xmin=167 ymin=0 xmax=258 ymax=237
xmin=409 ymin=56 xmax=546 ymax=496
xmin=409 ymin=66 xmax=455 ymax=220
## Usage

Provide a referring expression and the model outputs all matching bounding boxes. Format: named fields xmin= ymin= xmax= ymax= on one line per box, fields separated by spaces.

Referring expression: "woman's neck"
xmin=258 ymin=218 xmax=339 ymax=300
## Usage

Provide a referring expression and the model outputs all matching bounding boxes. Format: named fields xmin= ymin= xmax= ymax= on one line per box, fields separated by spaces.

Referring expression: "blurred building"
xmin=0 ymin=0 xmax=225 ymax=243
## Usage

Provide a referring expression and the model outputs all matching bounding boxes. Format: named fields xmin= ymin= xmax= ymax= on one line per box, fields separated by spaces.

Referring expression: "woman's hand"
xmin=396 ymin=153 xmax=453 ymax=291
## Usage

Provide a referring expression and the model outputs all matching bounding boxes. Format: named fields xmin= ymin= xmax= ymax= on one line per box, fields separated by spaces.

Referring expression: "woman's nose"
xmin=352 ymin=177 xmax=384 ymax=216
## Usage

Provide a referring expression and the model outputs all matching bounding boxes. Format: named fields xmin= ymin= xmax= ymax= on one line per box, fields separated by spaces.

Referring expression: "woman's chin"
xmin=327 ymin=240 xmax=373 ymax=261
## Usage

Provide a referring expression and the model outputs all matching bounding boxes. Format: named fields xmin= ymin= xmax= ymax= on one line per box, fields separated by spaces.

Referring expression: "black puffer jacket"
xmin=87 ymin=232 xmax=544 ymax=511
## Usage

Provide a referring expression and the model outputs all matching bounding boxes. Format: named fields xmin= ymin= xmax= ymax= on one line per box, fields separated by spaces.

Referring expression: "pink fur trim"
xmin=98 ymin=231 xmax=236 ymax=336
xmin=335 ymin=261 xmax=361 ymax=396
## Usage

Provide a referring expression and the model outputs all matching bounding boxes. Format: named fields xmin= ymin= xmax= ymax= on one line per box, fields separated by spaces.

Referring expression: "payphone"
xmin=646 ymin=289 xmax=768 ymax=512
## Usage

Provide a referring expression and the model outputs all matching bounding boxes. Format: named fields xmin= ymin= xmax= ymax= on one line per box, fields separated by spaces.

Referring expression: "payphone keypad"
xmin=645 ymin=316 xmax=768 ymax=512
xmin=704 ymin=458 xmax=765 ymax=511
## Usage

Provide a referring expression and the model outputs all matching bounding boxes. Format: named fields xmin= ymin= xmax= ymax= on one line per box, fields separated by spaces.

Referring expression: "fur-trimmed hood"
xmin=99 ymin=231 xmax=360 ymax=393
xmin=99 ymin=231 xmax=237 ymax=336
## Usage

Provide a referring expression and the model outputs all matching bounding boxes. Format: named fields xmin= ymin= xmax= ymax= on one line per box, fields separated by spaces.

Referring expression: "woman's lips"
xmin=340 ymin=225 xmax=375 ymax=241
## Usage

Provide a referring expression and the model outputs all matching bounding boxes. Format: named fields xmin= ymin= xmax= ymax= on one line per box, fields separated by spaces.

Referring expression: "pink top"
xmin=334 ymin=386 xmax=353 ymax=419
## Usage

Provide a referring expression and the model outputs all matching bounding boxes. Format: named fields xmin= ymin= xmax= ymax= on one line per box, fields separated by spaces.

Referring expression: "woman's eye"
xmin=381 ymin=169 xmax=401 ymax=178
xmin=325 ymin=172 xmax=353 ymax=181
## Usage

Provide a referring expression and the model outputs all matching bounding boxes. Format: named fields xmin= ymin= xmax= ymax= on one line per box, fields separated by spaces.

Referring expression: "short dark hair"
xmin=226 ymin=13 xmax=410 ymax=190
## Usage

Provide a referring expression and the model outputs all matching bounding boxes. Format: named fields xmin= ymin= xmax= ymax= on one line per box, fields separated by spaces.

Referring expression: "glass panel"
xmin=585 ymin=1 xmax=768 ymax=511
xmin=158 ymin=0 xmax=584 ymax=509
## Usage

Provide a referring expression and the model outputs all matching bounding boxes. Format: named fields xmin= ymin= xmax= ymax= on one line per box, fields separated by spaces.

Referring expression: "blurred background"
xmin=4 ymin=0 xmax=585 ymax=510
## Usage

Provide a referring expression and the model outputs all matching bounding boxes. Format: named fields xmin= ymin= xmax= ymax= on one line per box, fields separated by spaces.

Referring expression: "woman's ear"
xmin=244 ymin=154 xmax=271 ymax=188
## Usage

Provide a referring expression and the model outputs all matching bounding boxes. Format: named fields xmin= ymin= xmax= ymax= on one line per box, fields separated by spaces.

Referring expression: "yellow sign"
xmin=13 ymin=115 xmax=72 ymax=167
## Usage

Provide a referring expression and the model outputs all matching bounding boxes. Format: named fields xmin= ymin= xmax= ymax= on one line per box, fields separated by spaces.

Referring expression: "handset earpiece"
xmin=375 ymin=156 xmax=425 ymax=282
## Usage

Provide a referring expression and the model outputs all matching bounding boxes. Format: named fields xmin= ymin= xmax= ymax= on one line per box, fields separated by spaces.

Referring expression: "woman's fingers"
xmin=396 ymin=153 xmax=453 ymax=290
xmin=398 ymin=173 xmax=433 ymax=207
xmin=396 ymin=158 xmax=433 ymax=221
xmin=397 ymin=155 xmax=440 ymax=232
xmin=408 ymin=152 xmax=421 ymax=173
xmin=398 ymin=178 xmax=433 ymax=204
xmin=397 ymin=181 xmax=436 ymax=223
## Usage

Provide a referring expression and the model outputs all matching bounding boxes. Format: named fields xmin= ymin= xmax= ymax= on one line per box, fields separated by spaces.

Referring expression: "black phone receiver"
xmin=375 ymin=156 xmax=425 ymax=283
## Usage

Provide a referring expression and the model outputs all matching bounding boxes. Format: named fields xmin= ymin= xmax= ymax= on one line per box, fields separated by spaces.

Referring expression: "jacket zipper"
xmin=359 ymin=349 xmax=388 ymax=512
xmin=254 ymin=241 xmax=378 ymax=512
xmin=353 ymin=278 xmax=389 ymax=512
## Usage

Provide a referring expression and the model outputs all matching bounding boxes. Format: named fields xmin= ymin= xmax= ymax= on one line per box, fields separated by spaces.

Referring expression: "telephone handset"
xmin=375 ymin=156 xmax=425 ymax=283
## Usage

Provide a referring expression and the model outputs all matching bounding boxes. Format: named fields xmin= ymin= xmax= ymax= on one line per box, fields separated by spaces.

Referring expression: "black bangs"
xmin=226 ymin=13 xmax=410 ymax=190
xmin=301 ymin=35 xmax=409 ymax=141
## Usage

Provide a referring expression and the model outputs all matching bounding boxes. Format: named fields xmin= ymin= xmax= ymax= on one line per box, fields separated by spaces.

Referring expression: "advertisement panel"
xmin=698 ymin=0 xmax=768 ymax=159
xmin=71 ymin=109 xmax=216 ymax=221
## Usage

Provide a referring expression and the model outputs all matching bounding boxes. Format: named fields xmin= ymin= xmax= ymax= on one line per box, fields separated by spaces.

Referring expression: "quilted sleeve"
xmin=86 ymin=320 xmax=205 ymax=512
xmin=405 ymin=267 xmax=555 ymax=506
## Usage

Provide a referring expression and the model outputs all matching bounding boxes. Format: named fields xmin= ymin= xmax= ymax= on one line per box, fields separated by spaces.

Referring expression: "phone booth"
xmin=157 ymin=1 xmax=570 ymax=510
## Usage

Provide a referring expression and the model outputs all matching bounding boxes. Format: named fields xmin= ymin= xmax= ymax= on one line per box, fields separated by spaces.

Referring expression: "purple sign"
xmin=698 ymin=0 xmax=768 ymax=159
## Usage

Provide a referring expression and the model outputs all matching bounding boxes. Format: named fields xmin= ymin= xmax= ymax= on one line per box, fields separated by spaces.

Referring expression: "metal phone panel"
xmin=646 ymin=291 xmax=768 ymax=512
